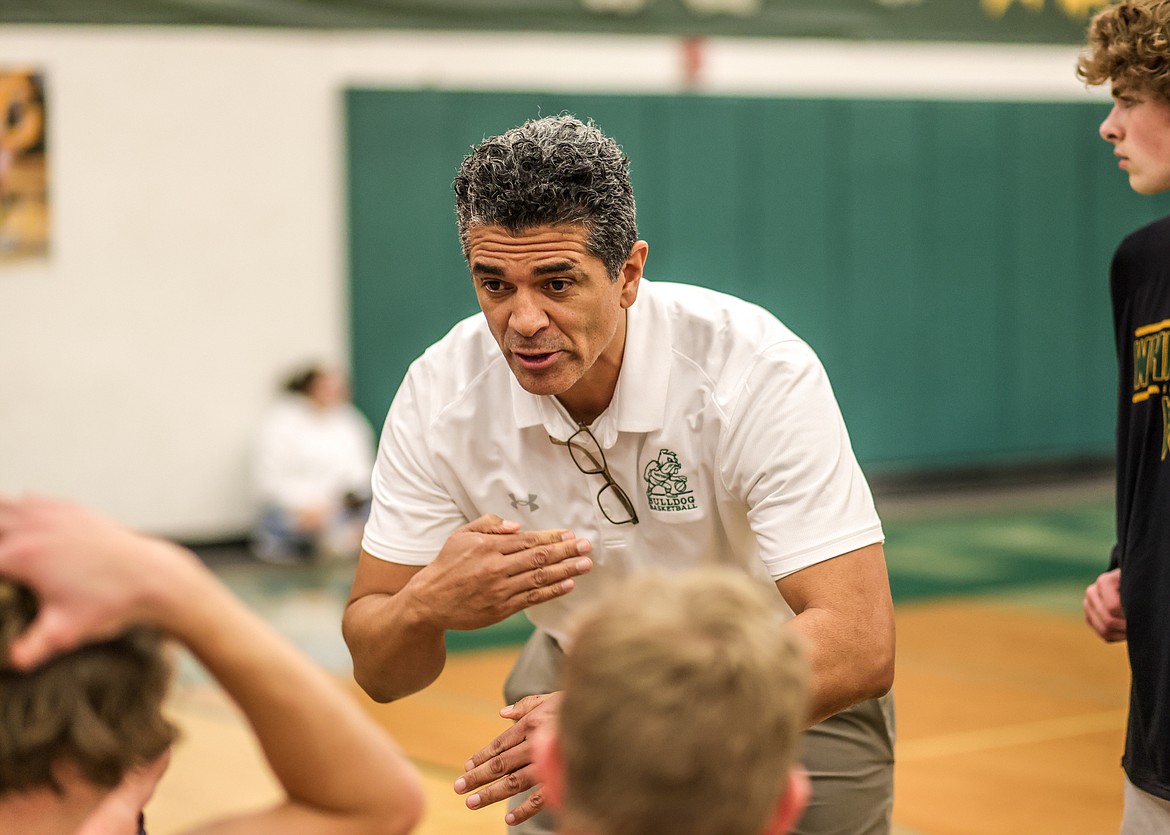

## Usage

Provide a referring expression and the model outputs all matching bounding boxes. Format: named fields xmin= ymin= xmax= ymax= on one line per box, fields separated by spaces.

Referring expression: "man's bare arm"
xmin=343 ymin=515 xmax=593 ymax=703
xmin=343 ymin=554 xmax=447 ymax=702
xmin=776 ymin=542 xmax=895 ymax=727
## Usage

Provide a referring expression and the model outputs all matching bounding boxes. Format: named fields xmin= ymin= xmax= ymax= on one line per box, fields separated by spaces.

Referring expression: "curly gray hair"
xmin=453 ymin=114 xmax=638 ymax=279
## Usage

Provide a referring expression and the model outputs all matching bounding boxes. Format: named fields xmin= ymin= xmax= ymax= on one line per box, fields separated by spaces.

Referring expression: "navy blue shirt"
xmin=1110 ymin=213 xmax=1170 ymax=801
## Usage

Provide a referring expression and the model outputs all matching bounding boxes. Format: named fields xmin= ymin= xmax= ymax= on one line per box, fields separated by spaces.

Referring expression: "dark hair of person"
xmin=453 ymin=114 xmax=638 ymax=280
xmin=284 ymin=365 xmax=322 ymax=395
xmin=0 ymin=581 xmax=177 ymax=796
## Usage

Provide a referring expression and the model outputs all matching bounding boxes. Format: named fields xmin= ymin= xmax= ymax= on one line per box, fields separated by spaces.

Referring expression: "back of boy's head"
xmin=0 ymin=580 xmax=177 ymax=797
xmin=1078 ymin=0 xmax=1170 ymax=101
xmin=556 ymin=568 xmax=808 ymax=835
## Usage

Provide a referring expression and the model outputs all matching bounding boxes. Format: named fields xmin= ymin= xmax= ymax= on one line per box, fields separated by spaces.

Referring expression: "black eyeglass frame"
xmin=550 ymin=427 xmax=640 ymax=525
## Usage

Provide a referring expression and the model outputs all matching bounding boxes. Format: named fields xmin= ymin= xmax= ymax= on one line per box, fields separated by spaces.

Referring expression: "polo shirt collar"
xmin=509 ymin=279 xmax=670 ymax=446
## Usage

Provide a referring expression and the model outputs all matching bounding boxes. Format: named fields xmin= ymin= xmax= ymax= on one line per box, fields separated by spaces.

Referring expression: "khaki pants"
xmin=1122 ymin=776 xmax=1170 ymax=834
xmin=503 ymin=630 xmax=895 ymax=835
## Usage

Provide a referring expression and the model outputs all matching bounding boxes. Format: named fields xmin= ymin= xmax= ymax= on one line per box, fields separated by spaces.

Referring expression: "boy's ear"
xmin=761 ymin=766 xmax=811 ymax=835
xmin=532 ymin=728 xmax=566 ymax=813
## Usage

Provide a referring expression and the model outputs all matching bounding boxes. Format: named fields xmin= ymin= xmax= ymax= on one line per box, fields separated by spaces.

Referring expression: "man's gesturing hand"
xmin=410 ymin=516 xmax=592 ymax=631
xmin=455 ymin=692 xmax=562 ymax=826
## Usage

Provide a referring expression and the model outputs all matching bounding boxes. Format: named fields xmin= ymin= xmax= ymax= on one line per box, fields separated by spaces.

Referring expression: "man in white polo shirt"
xmin=343 ymin=114 xmax=895 ymax=835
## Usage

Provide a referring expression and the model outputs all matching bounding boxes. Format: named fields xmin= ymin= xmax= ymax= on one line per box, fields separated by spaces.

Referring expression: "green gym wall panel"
xmin=836 ymin=100 xmax=928 ymax=462
xmin=740 ymin=99 xmax=837 ymax=355
xmin=1003 ymin=105 xmax=1091 ymax=454
xmin=916 ymin=101 xmax=1011 ymax=461
xmin=347 ymin=91 xmax=477 ymax=424
xmin=347 ymin=88 xmax=1170 ymax=474
xmin=653 ymin=99 xmax=745 ymax=291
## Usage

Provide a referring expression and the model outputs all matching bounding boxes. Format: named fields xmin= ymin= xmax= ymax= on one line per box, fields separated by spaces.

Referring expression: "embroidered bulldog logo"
xmin=643 ymin=449 xmax=696 ymax=512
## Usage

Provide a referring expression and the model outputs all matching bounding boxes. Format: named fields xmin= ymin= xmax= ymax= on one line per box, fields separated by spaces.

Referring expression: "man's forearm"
xmin=788 ymin=606 xmax=894 ymax=727
xmin=342 ymin=520 xmax=595 ymax=702
xmin=342 ymin=589 xmax=449 ymax=702
xmin=775 ymin=543 xmax=895 ymax=727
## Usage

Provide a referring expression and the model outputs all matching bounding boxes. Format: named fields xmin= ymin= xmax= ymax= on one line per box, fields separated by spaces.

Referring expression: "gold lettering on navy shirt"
xmin=1133 ymin=320 xmax=1170 ymax=460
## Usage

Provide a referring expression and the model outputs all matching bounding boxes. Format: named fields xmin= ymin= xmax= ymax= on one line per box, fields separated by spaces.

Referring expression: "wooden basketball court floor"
xmin=145 ymin=476 xmax=1129 ymax=835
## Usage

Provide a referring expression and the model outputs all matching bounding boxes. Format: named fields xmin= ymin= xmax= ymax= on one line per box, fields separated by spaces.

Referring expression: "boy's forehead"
xmin=1111 ymin=82 xmax=1170 ymax=109
xmin=1111 ymin=81 xmax=1144 ymax=100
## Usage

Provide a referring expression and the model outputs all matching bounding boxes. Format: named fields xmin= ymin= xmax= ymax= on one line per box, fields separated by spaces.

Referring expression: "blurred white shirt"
xmin=255 ymin=395 xmax=374 ymax=512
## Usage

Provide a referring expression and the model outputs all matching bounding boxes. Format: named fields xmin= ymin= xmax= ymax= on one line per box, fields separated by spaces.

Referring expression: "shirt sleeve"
xmin=362 ymin=370 xmax=468 ymax=565
xmin=719 ymin=339 xmax=884 ymax=579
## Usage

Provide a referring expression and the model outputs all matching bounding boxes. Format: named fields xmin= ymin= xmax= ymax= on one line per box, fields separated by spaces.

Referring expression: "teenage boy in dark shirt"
xmin=1079 ymin=2 xmax=1170 ymax=830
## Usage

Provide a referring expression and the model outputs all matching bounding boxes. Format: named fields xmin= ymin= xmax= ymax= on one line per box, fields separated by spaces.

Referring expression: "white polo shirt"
xmin=364 ymin=279 xmax=883 ymax=646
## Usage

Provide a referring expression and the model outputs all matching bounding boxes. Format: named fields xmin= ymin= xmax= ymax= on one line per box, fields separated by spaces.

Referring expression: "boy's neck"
xmin=0 ymin=787 xmax=100 ymax=835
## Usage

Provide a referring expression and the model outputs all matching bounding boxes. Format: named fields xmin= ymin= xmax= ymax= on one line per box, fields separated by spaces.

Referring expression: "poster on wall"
xmin=0 ymin=67 xmax=48 ymax=262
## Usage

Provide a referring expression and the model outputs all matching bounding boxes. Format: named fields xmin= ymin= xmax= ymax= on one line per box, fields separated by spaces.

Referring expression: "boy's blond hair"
xmin=1078 ymin=0 xmax=1170 ymax=100
xmin=556 ymin=568 xmax=808 ymax=835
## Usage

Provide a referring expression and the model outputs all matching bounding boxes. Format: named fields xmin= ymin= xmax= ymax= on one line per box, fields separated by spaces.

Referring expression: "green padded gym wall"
xmin=346 ymin=88 xmax=1170 ymax=473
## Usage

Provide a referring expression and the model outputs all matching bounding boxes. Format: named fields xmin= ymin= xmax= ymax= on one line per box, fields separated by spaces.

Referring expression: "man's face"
xmin=1100 ymin=85 xmax=1170 ymax=195
xmin=467 ymin=224 xmax=645 ymax=422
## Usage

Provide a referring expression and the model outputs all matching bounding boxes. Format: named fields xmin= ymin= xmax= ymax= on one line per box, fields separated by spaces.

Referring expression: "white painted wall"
xmin=0 ymin=25 xmax=1105 ymax=539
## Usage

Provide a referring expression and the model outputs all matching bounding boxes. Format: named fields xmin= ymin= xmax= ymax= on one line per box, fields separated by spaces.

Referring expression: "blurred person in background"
xmin=253 ymin=364 xmax=374 ymax=563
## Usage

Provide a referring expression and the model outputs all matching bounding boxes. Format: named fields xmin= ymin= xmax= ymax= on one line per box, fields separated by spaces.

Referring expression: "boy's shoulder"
xmin=1112 ymin=214 xmax=1170 ymax=298
xmin=1119 ymin=213 xmax=1170 ymax=257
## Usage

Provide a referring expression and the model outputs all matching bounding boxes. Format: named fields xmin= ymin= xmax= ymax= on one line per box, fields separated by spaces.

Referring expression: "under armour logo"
xmin=509 ymin=493 xmax=540 ymax=511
